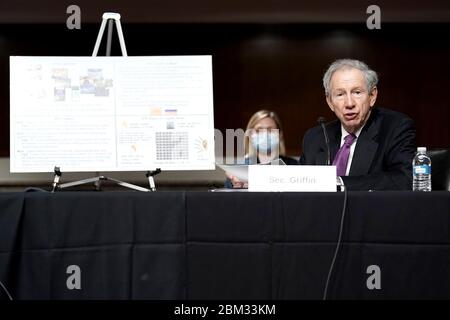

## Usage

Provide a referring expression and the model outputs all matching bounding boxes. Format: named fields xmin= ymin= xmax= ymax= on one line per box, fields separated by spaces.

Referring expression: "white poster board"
xmin=10 ymin=56 xmax=215 ymax=172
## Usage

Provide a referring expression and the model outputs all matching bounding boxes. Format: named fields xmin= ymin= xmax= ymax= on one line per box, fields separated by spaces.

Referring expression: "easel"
xmin=92 ymin=12 xmax=128 ymax=57
xmin=52 ymin=13 xmax=161 ymax=192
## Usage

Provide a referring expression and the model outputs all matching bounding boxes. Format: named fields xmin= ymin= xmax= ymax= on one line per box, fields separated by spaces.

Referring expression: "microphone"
xmin=317 ymin=117 xmax=331 ymax=165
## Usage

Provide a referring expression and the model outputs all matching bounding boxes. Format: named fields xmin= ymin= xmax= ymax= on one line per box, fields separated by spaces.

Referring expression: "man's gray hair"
xmin=323 ymin=59 xmax=378 ymax=97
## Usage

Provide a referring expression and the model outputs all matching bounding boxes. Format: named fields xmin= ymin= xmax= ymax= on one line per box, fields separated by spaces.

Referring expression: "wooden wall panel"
xmin=1 ymin=23 xmax=449 ymax=158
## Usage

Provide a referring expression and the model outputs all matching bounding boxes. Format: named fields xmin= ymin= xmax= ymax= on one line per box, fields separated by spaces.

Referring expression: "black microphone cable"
xmin=316 ymin=115 xmax=349 ymax=299
xmin=0 ymin=280 xmax=13 ymax=300
xmin=322 ymin=182 xmax=348 ymax=300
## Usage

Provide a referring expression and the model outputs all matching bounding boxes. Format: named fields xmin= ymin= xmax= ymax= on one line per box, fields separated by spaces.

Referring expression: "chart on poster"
xmin=10 ymin=56 xmax=215 ymax=172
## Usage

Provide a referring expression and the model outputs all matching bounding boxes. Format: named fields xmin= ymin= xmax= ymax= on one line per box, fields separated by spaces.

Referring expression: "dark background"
xmin=1 ymin=1 xmax=450 ymax=158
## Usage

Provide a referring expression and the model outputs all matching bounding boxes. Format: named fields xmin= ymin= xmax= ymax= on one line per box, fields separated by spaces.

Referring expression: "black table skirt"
xmin=0 ymin=191 xmax=449 ymax=299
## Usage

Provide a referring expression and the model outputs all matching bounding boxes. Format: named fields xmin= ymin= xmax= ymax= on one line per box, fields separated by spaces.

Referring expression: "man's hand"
xmin=226 ymin=172 xmax=248 ymax=189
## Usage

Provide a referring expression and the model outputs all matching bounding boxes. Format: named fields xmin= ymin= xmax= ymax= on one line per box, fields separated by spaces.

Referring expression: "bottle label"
xmin=413 ymin=165 xmax=431 ymax=175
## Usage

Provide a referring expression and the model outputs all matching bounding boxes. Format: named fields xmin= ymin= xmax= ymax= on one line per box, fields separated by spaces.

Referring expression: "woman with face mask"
xmin=225 ymin=110 xmax=297 ymax=188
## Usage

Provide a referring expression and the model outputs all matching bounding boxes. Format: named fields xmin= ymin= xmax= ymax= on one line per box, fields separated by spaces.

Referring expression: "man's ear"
xmin=369 ymin=86 xmax=378 ymax=107
xmin=326 ymin=96 xmax=335 ymax=112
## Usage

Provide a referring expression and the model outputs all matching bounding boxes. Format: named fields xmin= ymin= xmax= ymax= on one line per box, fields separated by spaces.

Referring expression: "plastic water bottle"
xmin=412 ymin=147 xmax=432 ymax=191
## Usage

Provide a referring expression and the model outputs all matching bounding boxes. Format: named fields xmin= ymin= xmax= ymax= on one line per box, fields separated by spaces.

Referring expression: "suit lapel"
xmin=317 ymin=121 xmax=341 ymax=165
xmin=329 ymin=123 xmax=341 ymax=163
xmin=349 ymin=110 xmax=380 ymax=175
xmin=316 ymin=150 xmax=327 ymax=165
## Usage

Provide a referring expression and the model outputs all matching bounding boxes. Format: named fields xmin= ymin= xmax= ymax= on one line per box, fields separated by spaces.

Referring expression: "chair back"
xmin=428 ymin=149 xmax=450 ymax=191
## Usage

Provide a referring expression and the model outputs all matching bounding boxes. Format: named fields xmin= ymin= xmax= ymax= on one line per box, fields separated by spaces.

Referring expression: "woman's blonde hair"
xmin=245 ymin=110 xmax=286 ymax=159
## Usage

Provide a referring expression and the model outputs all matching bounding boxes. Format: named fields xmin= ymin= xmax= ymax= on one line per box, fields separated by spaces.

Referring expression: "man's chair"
xmin=428 ymin=149 xmax=450 ymax=191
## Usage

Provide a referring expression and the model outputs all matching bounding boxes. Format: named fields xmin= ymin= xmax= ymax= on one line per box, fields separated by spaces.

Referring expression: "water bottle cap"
xmin=417 ymin=147 xmax=427 ymax=153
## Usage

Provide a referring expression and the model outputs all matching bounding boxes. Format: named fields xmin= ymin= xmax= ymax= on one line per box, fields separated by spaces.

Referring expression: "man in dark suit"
xmin=299 ymin=59 xmax=416 ymax=190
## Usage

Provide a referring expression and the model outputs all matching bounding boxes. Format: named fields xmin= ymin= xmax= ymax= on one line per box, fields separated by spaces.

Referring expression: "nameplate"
xmin=248 ymin=165 xmax=337 ymax=192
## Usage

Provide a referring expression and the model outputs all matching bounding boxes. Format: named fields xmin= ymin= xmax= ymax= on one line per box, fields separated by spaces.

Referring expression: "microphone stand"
xmin=317 ymin=117 xmax=331 ymax=165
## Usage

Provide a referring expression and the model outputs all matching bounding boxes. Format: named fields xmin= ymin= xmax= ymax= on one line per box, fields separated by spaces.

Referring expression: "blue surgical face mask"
xmin=251 ymin=131 xmax=280 ymax=154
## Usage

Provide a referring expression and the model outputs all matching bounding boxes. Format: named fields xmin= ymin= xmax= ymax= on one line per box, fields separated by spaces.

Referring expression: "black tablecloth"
xmin=0 ymin=191 xmax=449 ymax=299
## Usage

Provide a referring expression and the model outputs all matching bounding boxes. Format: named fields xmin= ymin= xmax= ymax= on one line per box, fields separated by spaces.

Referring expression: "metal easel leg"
xmin=92 ymin=13 xmax=127 ymax=57
xmin=51 ymin=166 xmax=62 ymax=192
xmin=146 ymin=169 xmax=162 ymax=192
xmin=106 ymin=19 xmax=114 ymax=56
